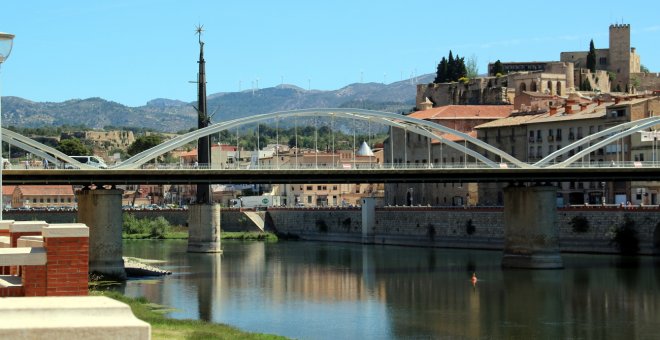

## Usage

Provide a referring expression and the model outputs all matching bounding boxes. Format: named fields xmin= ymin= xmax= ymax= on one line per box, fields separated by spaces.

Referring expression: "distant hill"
xmin=1 ymin=74 xmax=433 ymax=133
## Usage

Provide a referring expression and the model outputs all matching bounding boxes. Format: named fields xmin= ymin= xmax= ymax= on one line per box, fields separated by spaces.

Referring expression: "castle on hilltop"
xmin=417 ymin=24 xmax=659 ymax=110
xmin=560 ymin=24 xmax=640 ymax=92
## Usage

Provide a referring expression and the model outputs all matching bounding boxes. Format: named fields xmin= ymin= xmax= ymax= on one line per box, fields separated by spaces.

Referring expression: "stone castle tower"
xmin=608 ymin=24 xmax=641 ymax=90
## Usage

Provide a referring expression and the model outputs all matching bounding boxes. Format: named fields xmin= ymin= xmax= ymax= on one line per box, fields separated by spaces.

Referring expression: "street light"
xmin=0 ymin=32 xmax=15 ymax=220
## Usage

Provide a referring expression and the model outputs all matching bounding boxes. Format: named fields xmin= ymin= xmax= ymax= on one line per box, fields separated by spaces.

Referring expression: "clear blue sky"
xmin=1 ymin=0 xmax=658 ymax=107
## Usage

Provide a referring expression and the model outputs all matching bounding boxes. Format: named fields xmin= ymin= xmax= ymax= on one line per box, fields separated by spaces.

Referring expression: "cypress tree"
xmin=587 ymin=39 xmax=597 ymax=73
xmin=434 ymin=50 xmax=469 ymax=83
xmin=447 ymin=51 xmax=455 ymax=81
xmin=492 ymin=60 xmax=504 ymax=75
xmin=434 ymin=57 xmax=448 ymax=83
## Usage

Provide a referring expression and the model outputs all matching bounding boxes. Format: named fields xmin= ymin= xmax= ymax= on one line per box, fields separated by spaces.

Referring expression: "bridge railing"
xmin=5 ymin=160 xmax=660 ymax=171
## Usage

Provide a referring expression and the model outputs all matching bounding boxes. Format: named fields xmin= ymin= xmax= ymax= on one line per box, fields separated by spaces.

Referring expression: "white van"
xmin=70 ymin=156 xmax=108 ymax=169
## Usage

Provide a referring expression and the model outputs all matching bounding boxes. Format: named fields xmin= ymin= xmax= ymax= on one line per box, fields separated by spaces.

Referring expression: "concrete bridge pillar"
xmin=187 ymin=204 xmax=222 ymax=253
xmin=502 ymin=185 xmax=563 ymax=269
xmin=76 ymin=187 xmax=126 ymax=279
xmin=361 ymin=197 xmax=375 ymax=244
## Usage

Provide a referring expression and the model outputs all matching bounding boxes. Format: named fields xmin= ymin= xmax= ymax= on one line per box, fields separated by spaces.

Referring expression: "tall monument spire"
xmin=195 ymin=24 xmax=211 ymax=204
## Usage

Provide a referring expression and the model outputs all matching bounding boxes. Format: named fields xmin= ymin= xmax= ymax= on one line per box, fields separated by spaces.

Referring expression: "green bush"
xmin=609 ymin=216 xmax=639 ymax=255
xmin=123 ymin=213 xmax=171 ymax=239
xmin=570 ymin=215 xmax=590 ymax=233
xmin=149 ymin=216 xmax=171 ymax=239
xmin=465 ymin=219 xmax=476 ymax=235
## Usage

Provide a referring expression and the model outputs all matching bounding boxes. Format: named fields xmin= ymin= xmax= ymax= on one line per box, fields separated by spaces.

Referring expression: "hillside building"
xmin=383 ymin=105 xmax=513 ymax=206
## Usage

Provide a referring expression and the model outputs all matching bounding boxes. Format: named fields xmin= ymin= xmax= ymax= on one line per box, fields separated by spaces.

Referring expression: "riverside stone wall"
xmin=269 ymin=207 xmax=660 ymax=255
xmin=6 ymin=207 xmax=660 ymax=254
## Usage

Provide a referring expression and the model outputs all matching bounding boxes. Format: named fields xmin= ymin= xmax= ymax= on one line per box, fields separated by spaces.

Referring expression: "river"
xmin=120 ymin=240 xmax=660 ymax=339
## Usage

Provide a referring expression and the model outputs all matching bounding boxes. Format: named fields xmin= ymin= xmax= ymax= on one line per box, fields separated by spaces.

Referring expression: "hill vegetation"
xmin=1 ymin=74 xmax=432 ymax=133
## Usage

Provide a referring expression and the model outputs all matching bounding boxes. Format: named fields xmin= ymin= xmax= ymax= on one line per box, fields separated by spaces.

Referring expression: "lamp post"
xmin=0 ymin=32 xmax=15 ymax=220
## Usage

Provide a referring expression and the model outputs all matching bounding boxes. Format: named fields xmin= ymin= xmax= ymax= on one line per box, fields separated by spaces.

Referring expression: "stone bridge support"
xmin=187 ymin=204 xmax=222 ymax=253
xmin=502 ymin=185 xmax=563 ymax=269
xmin=76 ymin=187 xmax=126 ymax=279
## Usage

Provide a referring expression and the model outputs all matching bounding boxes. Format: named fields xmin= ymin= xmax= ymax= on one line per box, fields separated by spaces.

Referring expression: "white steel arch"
xmin=112 ymin=108 xmax=530 ymax=170
xmin=2 ymin=128 xmax=94 ymax=169
xmin=535 ymin=116 xmax=660 ymax=167
xmin=549 ymin=117 xmax=660 ymax=168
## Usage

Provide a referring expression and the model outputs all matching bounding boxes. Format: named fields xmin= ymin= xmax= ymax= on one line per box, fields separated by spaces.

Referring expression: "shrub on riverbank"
xmin=608 ymin=215 xmax=639 ymax=255
xmin=92 ymin=290 xmax=288 ymax=339
xmin=123 ymin=214 xmax=181 ymax=239
xmin=222 ymin=232 xmax=278 ymax=241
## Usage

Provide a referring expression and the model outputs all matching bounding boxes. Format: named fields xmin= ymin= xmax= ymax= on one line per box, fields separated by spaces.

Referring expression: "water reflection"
xmin=122 ymin=240 xmax=660 ymax=339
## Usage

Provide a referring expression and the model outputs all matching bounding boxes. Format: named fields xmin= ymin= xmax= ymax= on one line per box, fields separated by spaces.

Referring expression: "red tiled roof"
xmin=431 ymin=131 xmax=477 ymax=143
xmin=217 ymin=144 xmax=237 ymax=151
xmin=410 ymin=105 xmax=513 ymax=120
xmin=16 ymin=185 xmax=74 ymax=196
xmin=2 ymin=186 xmax=16 ymax=196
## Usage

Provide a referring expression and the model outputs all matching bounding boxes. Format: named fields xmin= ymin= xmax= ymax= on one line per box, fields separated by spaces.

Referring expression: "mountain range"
xmin=2 ymin=74 xmax=433 ymax=133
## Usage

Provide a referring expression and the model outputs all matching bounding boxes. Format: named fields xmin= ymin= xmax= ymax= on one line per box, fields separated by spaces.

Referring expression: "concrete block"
xmin=42 ymin=223 xmax=89 ymax=238
xmin=10 ymin=221 xmax=48 ymax=233
xmin=0 ymin=247 xmax=47 ymax=266
xmin=0 ymin=296 xmax=150 ymax=339
xmin=17 ymin=236 xmax=44 ymax=248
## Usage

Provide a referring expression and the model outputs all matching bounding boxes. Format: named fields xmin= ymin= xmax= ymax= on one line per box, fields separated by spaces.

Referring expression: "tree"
xmin=434 ymin=57 xmax=448 ymax=83
xmin=447 ymin=51 xmax=455 ymax=81
xmin=433 ymin=50 xmax=467 ymax=83
xmin=465 ymin=55 xmax=478 ymax=78
xmin=587 ymin=39 xmax=597 ymax=73
xmin=56 ymin=138 xmax=91 ymax=156
xmin=492 ymin=60 xmax=504 ymax=76
xmin=640 ymin=64 xmax=650 ymax=73
xmin=127 ymin=135 xmax=164 ymax=156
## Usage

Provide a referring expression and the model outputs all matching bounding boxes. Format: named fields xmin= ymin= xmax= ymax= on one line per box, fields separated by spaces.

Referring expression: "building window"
xmin=577 ymin=127 xmax=583 ymax=139
xmin=599 ymin=57 xmax=607 ymax=65
xmin=307 ymin=196 xmax=312 ymax=204
xmin=529 ymin=131 xmax=535 ymax=142
xmin=537 ymin=146 xmax=542 ymax=158
xmin=536 ymin=130 xmax=542 ymax=142
xmin=556 ymin=129 xmax=562 ymax=141
xmin=306 ymin=186 xmax=312 ymax=191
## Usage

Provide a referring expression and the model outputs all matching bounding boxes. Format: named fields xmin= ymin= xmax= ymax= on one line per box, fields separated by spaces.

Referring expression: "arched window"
xmin=556 ymin=81 xmax=562 ymax=96
xmin=519 ymin=82 xmax=527 ymax=93
xmin=530 ymin=80 xmax=537 ymax=92
xmin=547 ymin=81 xmax=553 ymax=94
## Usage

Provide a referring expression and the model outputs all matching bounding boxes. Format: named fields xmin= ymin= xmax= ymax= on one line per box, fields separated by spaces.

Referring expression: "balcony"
xmin=547 ymin=135 xmax=554 ymax=142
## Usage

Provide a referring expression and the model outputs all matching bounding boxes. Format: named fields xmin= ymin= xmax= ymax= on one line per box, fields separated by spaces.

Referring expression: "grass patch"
xmin=92 ymin=290 xmax=287 ymax=340
xmin=222 ymin=232 xmax=278 ymax=242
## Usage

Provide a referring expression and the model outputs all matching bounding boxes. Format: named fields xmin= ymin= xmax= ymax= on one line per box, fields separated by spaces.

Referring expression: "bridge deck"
xmin=3 ymin=168 xmax=659 ymax=185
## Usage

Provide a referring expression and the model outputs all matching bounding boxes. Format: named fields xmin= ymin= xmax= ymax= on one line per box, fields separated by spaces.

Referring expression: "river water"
xmin=121 ymin=240 xmax=660 ymax=339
